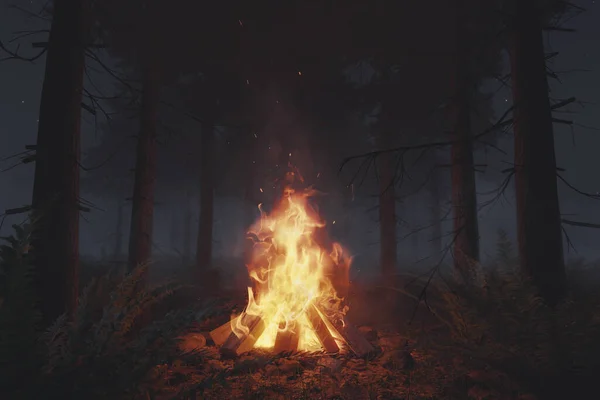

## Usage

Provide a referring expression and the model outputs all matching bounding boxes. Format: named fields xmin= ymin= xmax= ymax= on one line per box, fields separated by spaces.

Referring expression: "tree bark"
xmin=182 ymin=189 xmax=192 ymax=265
xmin=508 ymin=0 xmax=565 ymax=304
xmin=377 ymin=150 xmax=397 ymax=280
xmin=113 ymin=196 xmax=124 ymax=262
xmin=31 ymin=0 xmax=86 ymax=326
xmin=196 ymin=120 xmax=215 ymax=271
xmin=127 ymin=65 xmax=159 ymax=272
xmin=411 ymin=227 xmax=420 ymax=262
xmin=429 ymin=166 xmax=443 ymax=255
xmin=449 ymin=0 xmax=480 ymax=282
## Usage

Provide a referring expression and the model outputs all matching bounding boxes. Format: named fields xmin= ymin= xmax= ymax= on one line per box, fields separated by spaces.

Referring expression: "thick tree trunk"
xmin=196 ymin=121 xmax=215 ymax=271
xmin=128 ymin=65 xmax=159 ymax=271
xmin=377 ymin=151 xmax=397 ymax=279
xmin=169 ymin=209 xmax=179 ymax=252
xmin=411 ymin=227 xmax=420 ymax=262
xmin=508 ymin=0 xmax=565 ymax=304
xmin=449 ymin=1 xmax=480 ymax=282
xmin=182 ymin=189 xmax=192 ymax=265
xmin=31 ymin=0 xmax=86 ymax=326
xmin=113 ymin=197 xmax=124 ymax=262
xmin=429 ymin=166 xmax=443 ymax=255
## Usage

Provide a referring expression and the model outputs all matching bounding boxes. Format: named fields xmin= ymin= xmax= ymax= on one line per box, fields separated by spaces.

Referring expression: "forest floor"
xmin=151 ymin=282 xmax=538 ymax=400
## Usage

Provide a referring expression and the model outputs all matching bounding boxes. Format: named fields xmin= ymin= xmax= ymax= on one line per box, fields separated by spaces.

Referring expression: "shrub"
xmin=0 ymin=223 xmax=215 ymax=399
xmin=437 ymin=235 xmax=600 ymax=398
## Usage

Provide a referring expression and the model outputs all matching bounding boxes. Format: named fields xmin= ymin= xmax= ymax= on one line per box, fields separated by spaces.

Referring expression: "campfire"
xmin=210 ymin=178 xmax=374 ymax=358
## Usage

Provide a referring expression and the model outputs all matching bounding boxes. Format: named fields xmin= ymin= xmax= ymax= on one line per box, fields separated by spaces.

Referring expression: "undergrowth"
xmin=0 ymin=223 xmax=217 ymax=399
xmin=434 ymin=230 xmax=600 ymax=398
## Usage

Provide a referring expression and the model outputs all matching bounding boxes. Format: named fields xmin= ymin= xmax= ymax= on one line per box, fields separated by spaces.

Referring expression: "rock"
xmin=381 ymin=347 xmax=415 ymax=371
xmin=264 ymin=364 xmax=280 ymax=377
xmin=358 ymin=325 xmax=378 ymax=342
xmin=277 ymin=359 xmax=303 ymax=375
xmin=177 ymin=333 xmax=207 ymax=353
xmin=340 ymin=381 xmax=370 ymax=400
xmin=318 ymin=357 xmax=344 ymax=374
xmin=233 ymin=355 xmax=269 ymax=374
xmin=517 ymin=395 xmax=538 ymax=400
xmin=206 ymin=359 xmax=226 ymax=372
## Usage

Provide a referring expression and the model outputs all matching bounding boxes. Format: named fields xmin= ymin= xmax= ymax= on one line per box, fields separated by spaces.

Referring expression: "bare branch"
xmin=0 ymin=40 xmax=47 ymax=62
xmin=561 ymin=219 xmax=600 ymax=229
xmin=339 ymin=106 xmax=514 ymax=173
xmin=556 ymin=173 xmax=600 ymax=200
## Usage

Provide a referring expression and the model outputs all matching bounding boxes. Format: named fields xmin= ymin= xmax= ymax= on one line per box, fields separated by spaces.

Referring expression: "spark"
xmin=259 ymin=188 xmax=264 ymax=193
xmin=238 ymin=20 xmax=243 ymax=27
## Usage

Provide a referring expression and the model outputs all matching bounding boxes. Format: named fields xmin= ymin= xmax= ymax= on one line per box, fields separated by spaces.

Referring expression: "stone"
xmin=358 ymin=325 xmax=379 ymax=342
xmin=177 ymin=333 xmax=207 ymax=353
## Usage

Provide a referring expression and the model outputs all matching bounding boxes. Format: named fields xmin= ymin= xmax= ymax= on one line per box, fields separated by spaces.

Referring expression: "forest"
xmin=1 ymin=0 xmax=599 ymax=399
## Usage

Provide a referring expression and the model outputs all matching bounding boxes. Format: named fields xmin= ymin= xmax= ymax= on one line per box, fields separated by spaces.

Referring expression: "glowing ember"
xmin=231 ymin=183 xmax=351 ymax=352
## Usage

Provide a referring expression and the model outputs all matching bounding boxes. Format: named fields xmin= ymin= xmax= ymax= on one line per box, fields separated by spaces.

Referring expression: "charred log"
xmin=220 ymin=313 xmax=266 ymax=358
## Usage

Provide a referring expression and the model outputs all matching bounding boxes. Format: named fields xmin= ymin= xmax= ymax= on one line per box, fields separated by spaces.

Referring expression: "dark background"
xmin=0 ymin=0 xmax=599 ymax=267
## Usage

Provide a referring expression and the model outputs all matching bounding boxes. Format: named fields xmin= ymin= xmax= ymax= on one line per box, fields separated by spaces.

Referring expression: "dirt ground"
xmin=152 ymin=282 xmax=537 ymax=400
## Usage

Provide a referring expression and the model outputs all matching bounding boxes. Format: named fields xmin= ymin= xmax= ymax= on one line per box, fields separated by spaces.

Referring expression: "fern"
xmin=0 ymin=223 xmax=41 ymax=392
xmin=0 ymin=222 xmax=216 ymax=399
xmin=32 ymin=263 xmax=214 ymax=399
xmin=437 ymin=242 xmax=600 ymax=398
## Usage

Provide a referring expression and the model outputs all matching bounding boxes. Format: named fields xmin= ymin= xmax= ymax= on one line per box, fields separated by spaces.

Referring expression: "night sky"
xmin=1 ymin=0 xmax=599 ymax=259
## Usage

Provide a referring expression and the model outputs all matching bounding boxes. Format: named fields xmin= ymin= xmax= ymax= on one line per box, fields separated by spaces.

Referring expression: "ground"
xmin=152 ymin=283 xmax=538 ymax=400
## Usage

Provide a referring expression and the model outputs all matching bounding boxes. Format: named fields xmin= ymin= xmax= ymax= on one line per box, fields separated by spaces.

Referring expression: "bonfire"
xmin=210 ymin=174 xmax=374 ymax=357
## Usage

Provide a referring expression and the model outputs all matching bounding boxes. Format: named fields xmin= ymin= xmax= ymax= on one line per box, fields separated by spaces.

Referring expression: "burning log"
xmin=209 ymin=315 xmax=240 ymax=346
xmin=220 ymin=313 xmax=266 ymax=358
xmin=334 ymin=320 xmax=375 ymax=358
xmin=208 ymin=177 xmax=374 ymax=358
xmin=273 ymin=321 xmax=300 ymax=354
xmin=306 ymin=303 xmax=339 ymax=353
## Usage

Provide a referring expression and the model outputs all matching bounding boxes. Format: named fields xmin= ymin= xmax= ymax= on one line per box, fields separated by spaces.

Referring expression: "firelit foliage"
xmin=438 ymin=249 xmax=600 ymax=398
xmin=0 ymin=222 xmax=41 ymax=392
xmin=0 ymin=221 xmax=217 ymax=399
xmin=33 ymin=263 xmax=214 ymax=399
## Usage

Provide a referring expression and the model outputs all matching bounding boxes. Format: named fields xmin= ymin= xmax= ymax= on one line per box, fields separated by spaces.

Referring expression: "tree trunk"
xmin=31 ymin=0 xmax=86 ymax=326
xmin=127 ymin=65 xmax=159 ymax=272
xmin=182 ymin=189 xmax=192 ymax=265
xmin=449 ymin=0 xmax=480 ymax=282
xmin=196 ymin=121 xmax=215 ymax=271
xmin=411 ymin=227 xmax=420 ymax=262
xmin=429 ymin=166 xmax=443 ymax=255
xmin=113 ymin=196 xmax=124 ymax=262
xmin=508 ymin=0 xmax=565 ymax=304
xmin=169 ymin=209 xmax=179 ymax=252
xmin=377 ymin=151 xmax=397 ymax=280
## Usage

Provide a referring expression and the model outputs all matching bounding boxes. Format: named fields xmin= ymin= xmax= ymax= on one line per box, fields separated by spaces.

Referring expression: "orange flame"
xmin=238 ymin=184 xmax=351 ymax=351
